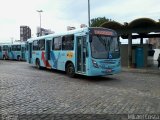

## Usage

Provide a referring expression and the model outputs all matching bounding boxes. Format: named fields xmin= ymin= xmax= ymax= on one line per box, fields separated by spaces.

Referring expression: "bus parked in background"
xmin=0 ymin=43 xmax=10 ymax=60
xmin=0 ymin=42 xmax=27 ymax=61
xmin=8 ymin=42 xmax=26 ymax=61
xmin=27 ymin=27 xmax=121 ymax=77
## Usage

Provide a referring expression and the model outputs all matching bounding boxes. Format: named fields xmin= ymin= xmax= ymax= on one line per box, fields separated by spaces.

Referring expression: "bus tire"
xmin=3 ymin=55 xmax=6 ymax=60
xmin=17 ymin=56 xmax=21 ymax=61
xmin=36 ymin=59 xmax=41 ymax=69
xmin=66 ymin=62 xmax=75 ymax=77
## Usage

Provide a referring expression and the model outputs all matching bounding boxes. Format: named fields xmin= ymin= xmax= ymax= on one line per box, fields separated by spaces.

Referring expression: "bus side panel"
xmin=11 ymin=51 xmax=16 ymax=60
xmin=48 ymin=50 xmax=76 ymax=71
xmin=32 ymin=51 xmax=43 ymax=67
xmin=8 ymin=51 xmax=13 ymax=60
xmin=32 ymin=51 xmax=52 ymax=67
xmin=41 ymin=51 xmax=51 ymax=67
xmin=50 ymin=51 xmax=62 ymax=70
xmin=25 ymin=51 xmax=28 ymax=61
xmin=12 ymin=51 xmax=21 ymax=60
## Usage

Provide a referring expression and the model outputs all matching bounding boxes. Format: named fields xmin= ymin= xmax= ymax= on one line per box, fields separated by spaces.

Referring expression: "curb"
xmin=122 ymin=68 xmax=160 ymax=75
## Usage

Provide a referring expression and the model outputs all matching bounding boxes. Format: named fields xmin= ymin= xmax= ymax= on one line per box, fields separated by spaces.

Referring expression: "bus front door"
xmin=29 ymin=43 xmax=32 ymax=63
xmin=76 ymin=36 xmax=87 ymax=73
xmin=21 ymin=47 xmax=25 ymax=60
xmin=45 ymin=40 xmax=51 ymax=61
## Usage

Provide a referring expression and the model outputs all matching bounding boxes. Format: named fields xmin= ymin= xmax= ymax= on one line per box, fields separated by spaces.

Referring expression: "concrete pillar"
xmin=140 ymin=37 xmax=143 ymax=45
xmin=128 ymin=34 xmax=132 ymax=68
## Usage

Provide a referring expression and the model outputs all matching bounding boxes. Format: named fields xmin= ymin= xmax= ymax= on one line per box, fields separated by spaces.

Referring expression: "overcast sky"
xmin=0 ymin=0 xmax=159 ymax=43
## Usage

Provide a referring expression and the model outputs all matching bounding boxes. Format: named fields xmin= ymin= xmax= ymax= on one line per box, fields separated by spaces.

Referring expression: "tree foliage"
xmin=90 ymin=17 xmax=113 ymax=27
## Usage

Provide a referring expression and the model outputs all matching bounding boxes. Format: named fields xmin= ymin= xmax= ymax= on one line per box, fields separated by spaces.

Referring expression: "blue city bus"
xmin=27 ymin=27 xmax=121 ymax=77
xmin=0 ymin=43 xmax=10 ymax=60
xmin=8 ymin=42 xmax=26 ymax=61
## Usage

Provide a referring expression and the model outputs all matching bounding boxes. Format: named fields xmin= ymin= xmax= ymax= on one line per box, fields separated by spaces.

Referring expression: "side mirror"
xmin=89 ymin=39 xmax=92 ymax=43
xmin=89 ymin=33 xmax=92 ymax=42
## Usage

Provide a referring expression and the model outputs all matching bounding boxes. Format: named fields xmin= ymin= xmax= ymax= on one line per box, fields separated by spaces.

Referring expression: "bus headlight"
xmin=92 ymin=60 xmax=99 ymax=68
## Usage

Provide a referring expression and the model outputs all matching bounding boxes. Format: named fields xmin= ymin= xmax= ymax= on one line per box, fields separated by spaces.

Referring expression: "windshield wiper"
xmin=97 ymin=35 xmax=108 ymax=51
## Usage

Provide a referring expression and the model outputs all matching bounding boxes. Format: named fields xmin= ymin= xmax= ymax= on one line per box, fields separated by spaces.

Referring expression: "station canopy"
xmin=101 ymin=18 xmax=160 ymax=39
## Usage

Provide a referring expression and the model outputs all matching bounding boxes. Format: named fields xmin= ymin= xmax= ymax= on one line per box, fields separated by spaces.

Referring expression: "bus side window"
xmin=17 ymin=45 xmax=21 ymax=51
xmin=3 ymin=45 xmax=8 ymax=51
xmin=52 ymin=37 xmax=62 ymax=50
xmin=62 ymin=35 xmax=74 ymax=50
xmin=12 ymin=45 xmax=16 ymax=51
xmin=33 ymin=40 xmax=39 ymax=51
xmin=39 ymin=39 xmax=45 ymax=50
xmin=0 ymin=46 xmax=1 ymax=51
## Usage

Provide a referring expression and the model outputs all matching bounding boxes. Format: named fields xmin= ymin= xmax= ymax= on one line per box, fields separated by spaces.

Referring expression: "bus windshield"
xmin=91 ymin=35 xmax=120 ymax=59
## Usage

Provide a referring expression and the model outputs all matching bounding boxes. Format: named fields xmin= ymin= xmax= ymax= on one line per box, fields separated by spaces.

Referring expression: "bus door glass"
xmin=45 ymin=40 xmax=51 ymax=60
xmin=21 ymin=46 xmax=25 ymax=59
xmin=76 ymin=36 xmax=87 ymax=73
xmin=25 ymin=42 xmax=28 ymax=60
xmin=29 ymin=43 xmax=32 ymax=63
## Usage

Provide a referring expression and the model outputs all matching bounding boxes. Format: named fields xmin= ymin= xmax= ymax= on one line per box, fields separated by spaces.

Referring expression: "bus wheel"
xmin=3 ymin=56 xmax=6 ymax=60
xmin=36 ymin=59 xmax=41 ymax=69
xmin=17 ymin=56 xmax=21 ymax=61
xmin=66 ymin=63 xmax=75 ymax=77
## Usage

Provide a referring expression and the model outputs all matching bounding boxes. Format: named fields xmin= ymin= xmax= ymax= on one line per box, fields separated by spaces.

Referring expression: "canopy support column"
xmin=140 ymin=37 xmax=143 ymax=45
xmin=128 ymin=34 xmax=132 ymax=68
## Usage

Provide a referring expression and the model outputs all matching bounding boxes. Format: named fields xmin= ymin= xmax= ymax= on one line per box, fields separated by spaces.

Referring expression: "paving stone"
xmin=0 ymin=60 xmax=160 ymax=120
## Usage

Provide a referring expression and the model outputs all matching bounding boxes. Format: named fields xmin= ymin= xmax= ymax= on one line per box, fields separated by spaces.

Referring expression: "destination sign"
xmin=94 ymin=30 xmax=113 ymax=36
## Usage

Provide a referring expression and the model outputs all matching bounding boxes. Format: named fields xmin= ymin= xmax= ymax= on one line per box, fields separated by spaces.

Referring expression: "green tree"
xmin=90 ymin=17 xmax=113 ymax=27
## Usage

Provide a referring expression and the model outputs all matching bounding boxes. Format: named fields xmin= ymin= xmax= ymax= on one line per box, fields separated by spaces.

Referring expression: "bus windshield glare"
xmin=91 ymin=35 xmax=120 ymax=59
